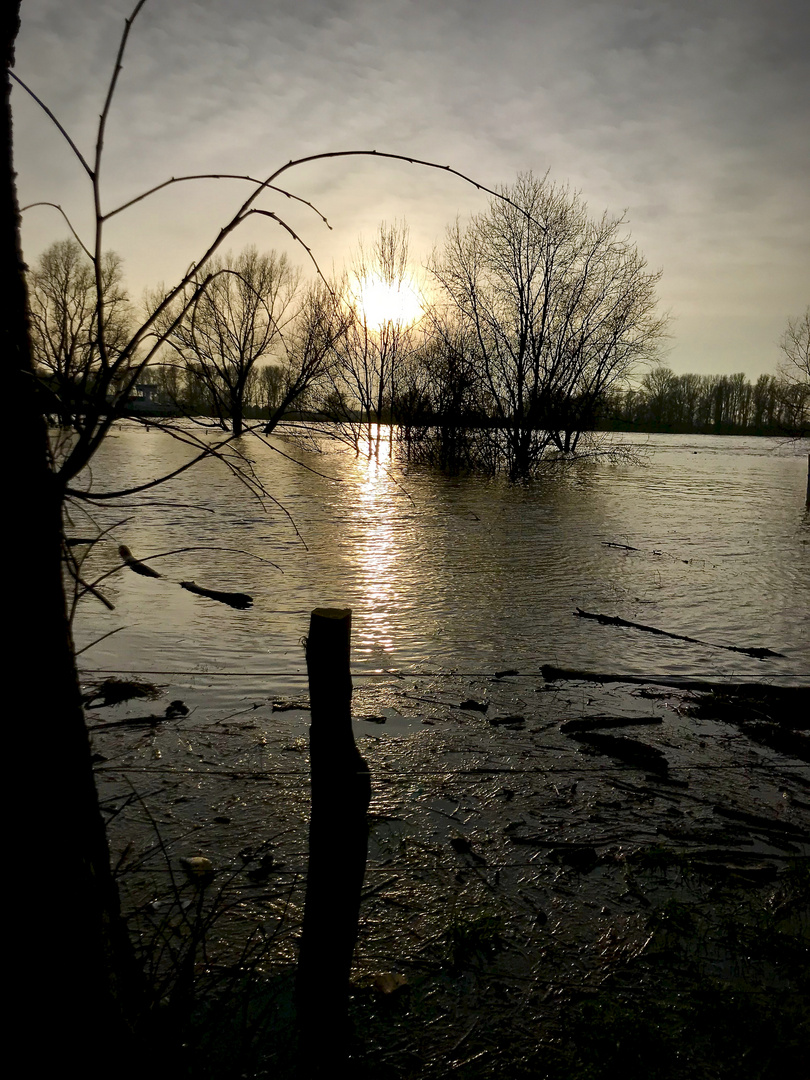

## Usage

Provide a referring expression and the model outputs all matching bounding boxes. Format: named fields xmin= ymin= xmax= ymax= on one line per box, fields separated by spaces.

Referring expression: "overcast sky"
xmin=11 ymin=0 xmax=810 ymax=378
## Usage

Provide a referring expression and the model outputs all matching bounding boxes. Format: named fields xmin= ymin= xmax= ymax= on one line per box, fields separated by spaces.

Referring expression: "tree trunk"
xmin=4 ymin=9 xmax=141 ymax=1075
xmin=232 ymin=396 xmax=244 ymax=436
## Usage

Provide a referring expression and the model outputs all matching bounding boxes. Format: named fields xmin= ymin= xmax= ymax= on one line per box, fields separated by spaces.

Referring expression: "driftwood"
xmin=118 ymin=544 xmax=162 ymax=578
xmin=566 ymin=730 xmax=670 ymax=775
xmin=91 ymin=714 xmax=166 ymax=731
xmin=89 ymin=701 xmax=188 ymax=731
xmin=179 ymin=580 xmax=253 ymax=609
xmin=572 ymin=609 xmax=784 ymax=659
xmin=541 ymin=665 xmax=807 ymax=700
xmin=544 ymin=666 xmax=810 ymax=763
xmin=118 ymin=545 xmax=254 ymax=609
xmin=560 ymin=715 xmax=663 ymax=734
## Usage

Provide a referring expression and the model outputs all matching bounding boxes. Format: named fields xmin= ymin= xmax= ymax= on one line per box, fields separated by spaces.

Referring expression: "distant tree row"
xmin=27 ymin=175 xmax=807 ymax=476
xmin=597 ymin=364 xmax=809 ymax=436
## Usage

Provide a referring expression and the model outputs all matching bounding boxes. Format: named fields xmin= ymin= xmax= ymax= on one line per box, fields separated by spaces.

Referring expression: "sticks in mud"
xmin=296 ymin=608 xmax=371 ymax=1075
xmin=573 ymin=607 xmax=784 ymax=659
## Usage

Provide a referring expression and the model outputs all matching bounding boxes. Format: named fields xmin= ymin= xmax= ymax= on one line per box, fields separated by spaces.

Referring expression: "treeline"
xmin=28 ymin=172 xmax=809 ymax=477
xmin=598 ymin=368 xmax=809 ymax=436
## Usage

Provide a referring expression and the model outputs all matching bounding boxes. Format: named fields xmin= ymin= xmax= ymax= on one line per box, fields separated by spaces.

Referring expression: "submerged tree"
xmin=157 ymin=245 xmax=299 ymax=435
xmin=432 ymin=172 xmax=665 ymax=477
xmin=320 ymin=221 xmax=423 ymax=457
xmin=28 ymin=238 xmax=130 ymax=427
xmin=263 ymin=278 xmax=352 ymax=433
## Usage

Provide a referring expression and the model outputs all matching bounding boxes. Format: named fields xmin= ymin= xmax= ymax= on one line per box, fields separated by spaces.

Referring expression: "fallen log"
xmin=180 ymin=580 xmax=253 ymax=609
xmin=573 ymin=607 xmax=784 ymax=659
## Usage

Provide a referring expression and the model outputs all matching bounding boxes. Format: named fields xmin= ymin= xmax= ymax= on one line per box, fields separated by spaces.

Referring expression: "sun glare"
xmin=354 ymin=273 xmax=423 ymax=330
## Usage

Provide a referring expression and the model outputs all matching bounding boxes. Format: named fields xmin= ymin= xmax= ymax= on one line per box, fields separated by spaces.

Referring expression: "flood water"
xmin=74 ymin=426 xmax=810 ymax=695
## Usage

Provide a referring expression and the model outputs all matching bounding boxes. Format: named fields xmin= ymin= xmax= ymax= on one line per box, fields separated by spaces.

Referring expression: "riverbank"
xmin=88 ymin=669 xmax=809 ymax=1078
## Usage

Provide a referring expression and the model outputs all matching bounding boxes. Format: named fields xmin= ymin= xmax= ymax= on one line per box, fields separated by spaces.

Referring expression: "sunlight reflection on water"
xmin=75 ymin=427 xmax=810 ymax=692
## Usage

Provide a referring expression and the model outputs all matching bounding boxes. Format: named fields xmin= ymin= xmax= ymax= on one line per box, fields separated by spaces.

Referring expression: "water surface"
xmin=74 ymin=428 xmax=810 ymax=692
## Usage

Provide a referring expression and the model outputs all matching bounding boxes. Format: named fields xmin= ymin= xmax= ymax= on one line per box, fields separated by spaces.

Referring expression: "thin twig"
xmin=105 ymin=174 xmax=332 ymax=227
xmin=20 ymin=202 xmax=93 ymax=257
xmin=75 ymin=627 xmax=125 ymax=656
xmin=9 ymin=71 xmax=93 ymax=175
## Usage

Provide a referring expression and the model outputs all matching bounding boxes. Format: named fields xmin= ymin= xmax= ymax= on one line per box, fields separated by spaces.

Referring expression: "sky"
xmin=11 ymin=0 xmax=810 ymax=379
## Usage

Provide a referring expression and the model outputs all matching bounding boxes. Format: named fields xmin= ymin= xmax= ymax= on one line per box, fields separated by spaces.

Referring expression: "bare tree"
xmin=5 ymin=4 xmax=142 ymax=1075
xmin=406 ymin=311 xmax=486 ymax=470
xmin=778 ymin=306 xmax=810 ymax=434
xmin=432 ymin=172 xmax=665 ymax=476
xmin=253 ymin=360 xmax=287 ymax=415
xmin=28 ymin=238 xmax=130 ymax=427
xmin=263 ymin=278 xmax=352 ymax=433
xmin=780 ymin=306 xmax=810 ymax=384
xmin=157 ymin=245 xmax=298 ymax=435
xmin=320 ymin=221 xmax=422 ymax=457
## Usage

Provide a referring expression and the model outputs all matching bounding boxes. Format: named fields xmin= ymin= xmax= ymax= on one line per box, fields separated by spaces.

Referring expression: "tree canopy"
xmin=431 ymin=173 xmax=666 ymax=476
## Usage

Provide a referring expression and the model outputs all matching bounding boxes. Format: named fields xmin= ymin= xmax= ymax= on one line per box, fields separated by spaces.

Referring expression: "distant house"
xmin=128 ymin=383 xmax=176 ymax=416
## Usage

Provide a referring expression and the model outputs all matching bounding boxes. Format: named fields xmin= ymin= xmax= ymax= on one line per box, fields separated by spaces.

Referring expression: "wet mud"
xmin=88 ymin=671 xmax=810 ymax=1078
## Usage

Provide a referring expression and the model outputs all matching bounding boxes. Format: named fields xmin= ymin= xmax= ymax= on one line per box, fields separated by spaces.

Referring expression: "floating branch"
xmin=573 ymin=608 xmax=784 ymax=659
xmin=75 ymin=576 xmax=115 ymax=611
xmin=180 ymin=581 xmax=253 ymax=609
xmin=541 ymin=666 xmax=808 ymax=713
xmin=118 ymin=544 xmax=161 ymax=578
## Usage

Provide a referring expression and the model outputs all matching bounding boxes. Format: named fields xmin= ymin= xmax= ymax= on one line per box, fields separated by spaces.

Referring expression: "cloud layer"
xmin=13 ymin=0 xmax=810 ymax=375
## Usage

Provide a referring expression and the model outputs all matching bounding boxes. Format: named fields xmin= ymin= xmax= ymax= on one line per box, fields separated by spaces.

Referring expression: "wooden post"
xmin=296 ymin=608 xmax=371 ymax=1076
xmin=806 ymin=454 xmax=809 ymax=508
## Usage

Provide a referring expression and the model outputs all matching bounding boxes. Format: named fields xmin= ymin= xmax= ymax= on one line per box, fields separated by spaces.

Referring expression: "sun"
xmin=354 ymin=273 xmax=423 ymax=330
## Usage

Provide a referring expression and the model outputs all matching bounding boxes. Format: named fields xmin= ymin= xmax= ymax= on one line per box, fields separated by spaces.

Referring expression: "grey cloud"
xmin=12 ymin=0 xmax=810 ymax=376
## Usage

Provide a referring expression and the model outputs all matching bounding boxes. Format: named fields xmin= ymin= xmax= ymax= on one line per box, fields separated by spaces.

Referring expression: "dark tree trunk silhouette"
xmin=4 ymin=6 xmax=139 ymax=1075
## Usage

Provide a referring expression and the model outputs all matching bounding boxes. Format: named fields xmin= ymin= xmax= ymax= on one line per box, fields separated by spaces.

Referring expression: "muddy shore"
xmin=88 ymin=670 xmax=809 ymax=1078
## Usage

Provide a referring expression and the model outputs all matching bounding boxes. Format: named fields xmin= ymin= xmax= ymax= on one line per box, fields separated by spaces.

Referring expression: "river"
xmin=79 ymin=425 xmax=810 ymax=1074
xmin=73 ymin=426 xmax=809 ymax=700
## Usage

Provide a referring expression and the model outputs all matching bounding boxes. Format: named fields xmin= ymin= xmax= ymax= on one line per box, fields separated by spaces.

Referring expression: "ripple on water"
xmin=76 ymin=427 xmax=810 ymax=688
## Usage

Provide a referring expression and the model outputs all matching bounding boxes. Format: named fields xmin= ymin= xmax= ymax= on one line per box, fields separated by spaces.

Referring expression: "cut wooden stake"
xmin=296 ymin=607 xmax=371 ymax=1075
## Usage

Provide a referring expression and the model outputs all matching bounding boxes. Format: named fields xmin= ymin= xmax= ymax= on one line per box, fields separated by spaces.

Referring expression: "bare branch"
xmin=9 ymin=70 xmax=93 ymax=176
xmin=105 ymin=174 xmax=332 ymax=228
xmin=20 ymin=203 xmax=93 ymax=257
xmin=75 ymin=627 xmax=125 ymax=657
xmin=95 ymin=0 xmax=149 ymax=189
xmin=261 ymin=149 xmax=546 ymax=233
xmin=241 ymin=209 xmax=329 ymax=286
